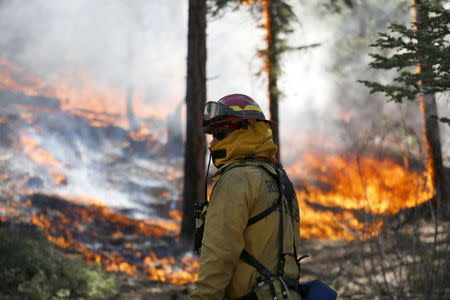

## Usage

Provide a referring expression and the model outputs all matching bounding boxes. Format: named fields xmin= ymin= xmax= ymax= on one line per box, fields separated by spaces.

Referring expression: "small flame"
xmin=143 ymin=252 xmax=199 ymax=284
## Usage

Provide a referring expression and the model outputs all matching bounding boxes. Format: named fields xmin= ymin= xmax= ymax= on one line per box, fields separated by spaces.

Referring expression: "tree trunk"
xmin=413 ymin=0 xmax=448 ymax=213
xmin=263 ymin=0 xmax=281 ymax=161
xmin=181 ymin=0 xmax=207 ymax=247
xmin=126 ymin=86 xmax=138 ymax=132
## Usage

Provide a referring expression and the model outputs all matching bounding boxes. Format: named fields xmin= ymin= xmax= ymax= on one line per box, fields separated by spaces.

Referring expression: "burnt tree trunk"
xmin=263 ymin=0 xmax=281 ymax=161
xmin=181 ymin=0 xmax=207 ymax=247
xmin=414 ymin=0 xmax=448 ymax=212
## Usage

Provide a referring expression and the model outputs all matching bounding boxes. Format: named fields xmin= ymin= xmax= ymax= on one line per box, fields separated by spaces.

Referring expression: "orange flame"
xmin=143 ymin=252 xmax=199 ymax=284
xmin=0 ymin=59 xmax=167 ymax=128
xmin=287 ymin=151 xmax=433 ymax=240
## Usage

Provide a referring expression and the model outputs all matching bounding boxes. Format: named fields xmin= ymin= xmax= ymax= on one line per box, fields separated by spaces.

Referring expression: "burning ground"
xmin=0 ymin=58 xmax=448 ymax=298
xmin=0 ymin=59 xmax=198 ymax=287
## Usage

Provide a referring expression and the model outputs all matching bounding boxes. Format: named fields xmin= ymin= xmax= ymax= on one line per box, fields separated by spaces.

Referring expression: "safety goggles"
xmin=203 ymin=101 xmax=266 ymax=129
xmin=203 ymin=102 xmax=236 ymax=125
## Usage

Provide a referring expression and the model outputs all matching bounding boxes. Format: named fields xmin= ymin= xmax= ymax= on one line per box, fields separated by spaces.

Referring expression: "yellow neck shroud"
xmin=209 ymin=121 xmax=278 ymax=168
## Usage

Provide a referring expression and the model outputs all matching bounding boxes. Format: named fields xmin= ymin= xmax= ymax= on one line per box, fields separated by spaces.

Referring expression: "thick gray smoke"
xmin=0 ymin=0 xmax=447 ymax=166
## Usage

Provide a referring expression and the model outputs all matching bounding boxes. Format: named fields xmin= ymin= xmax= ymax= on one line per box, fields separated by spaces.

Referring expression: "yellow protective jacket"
xmin=189 ymin=121 xmax=301 ymax=300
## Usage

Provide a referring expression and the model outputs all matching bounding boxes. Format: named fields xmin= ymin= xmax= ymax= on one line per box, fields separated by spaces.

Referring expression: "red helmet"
xmin=203 ymin=94 xmax=271 ymax=133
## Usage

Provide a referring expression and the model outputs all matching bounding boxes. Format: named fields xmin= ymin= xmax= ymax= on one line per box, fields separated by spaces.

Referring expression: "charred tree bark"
xmin=263 ymin=0 xmax=281 ymax=161
xmin=181 ymin=0 xmax=207 ymax=247
xmin=413 ymin=0 xmax=448 ymax=213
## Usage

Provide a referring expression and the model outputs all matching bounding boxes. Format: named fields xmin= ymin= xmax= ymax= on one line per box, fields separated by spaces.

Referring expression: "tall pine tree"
xmin=359 ymin=0 xmax=449 ymax=210
xmin=181 ymin=0 xmax=207 ymax=247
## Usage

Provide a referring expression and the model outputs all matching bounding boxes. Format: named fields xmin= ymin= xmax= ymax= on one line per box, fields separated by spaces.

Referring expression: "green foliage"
xmin=0 ymin=227 xmax=115 ymax=300
xmin=359 ymin=0 xmax=450 ymax=104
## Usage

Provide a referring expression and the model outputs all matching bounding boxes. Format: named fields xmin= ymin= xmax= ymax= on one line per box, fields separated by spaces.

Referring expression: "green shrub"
xmin=0 ymin=226 xmax=116 ymax=300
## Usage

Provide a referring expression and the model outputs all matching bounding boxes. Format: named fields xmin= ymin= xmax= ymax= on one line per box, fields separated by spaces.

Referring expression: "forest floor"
xmin=1 ymin=207 xmax=449 ymax=300
xmin=108 ymin=275 xmax=191 ymax=300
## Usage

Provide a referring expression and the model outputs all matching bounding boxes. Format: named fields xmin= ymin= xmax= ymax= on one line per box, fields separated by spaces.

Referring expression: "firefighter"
xmin=189 ymin=94 xmax=302 ymax=300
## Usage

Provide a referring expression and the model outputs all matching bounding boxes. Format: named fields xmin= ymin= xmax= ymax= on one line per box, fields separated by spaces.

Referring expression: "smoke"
xmin=0 ymin=0 xmax=447 ymax=173
xmin=0 ymin=0 xmax=187 ymax=111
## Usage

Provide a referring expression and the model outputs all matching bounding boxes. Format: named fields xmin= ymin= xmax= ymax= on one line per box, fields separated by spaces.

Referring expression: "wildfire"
xmin=287 ymin=151 xmax=433 ymax=240
xmin=0 ymin=56 xmax=438 ymax=286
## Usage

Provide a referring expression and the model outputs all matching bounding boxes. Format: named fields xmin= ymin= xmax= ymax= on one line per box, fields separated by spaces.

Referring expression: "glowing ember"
xmin=287 ymin=151 xmax=433 ymax=240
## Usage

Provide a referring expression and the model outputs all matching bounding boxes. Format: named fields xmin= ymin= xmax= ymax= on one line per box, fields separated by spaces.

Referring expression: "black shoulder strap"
xmin=246 ymin=163 xmax=281 ymax=227
xmin=240 ymin=249 xmax=273 ymax=280
xmin=247 ymin=197 xmax=280 ymax=227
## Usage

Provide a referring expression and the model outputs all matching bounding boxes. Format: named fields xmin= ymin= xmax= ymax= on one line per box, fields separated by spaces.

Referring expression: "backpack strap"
xmin=240 ymin=249 xmax=274 ymax=280
xmin=276 ymin=166 xmax=302 ymax=279
xmin=245 ymin=161 xmax=280 ymax=227
xmin=247 ymin=196 xmax=280 ymax=227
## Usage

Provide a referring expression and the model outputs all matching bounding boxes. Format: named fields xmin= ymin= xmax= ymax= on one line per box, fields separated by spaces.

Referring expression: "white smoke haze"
xmin=0 ymin=0 xmax=187 ymax=112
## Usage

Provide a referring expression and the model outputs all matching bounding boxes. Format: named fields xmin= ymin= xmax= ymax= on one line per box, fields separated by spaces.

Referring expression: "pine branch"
xmin=358 ymin=0 xmax=450 ymax=119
